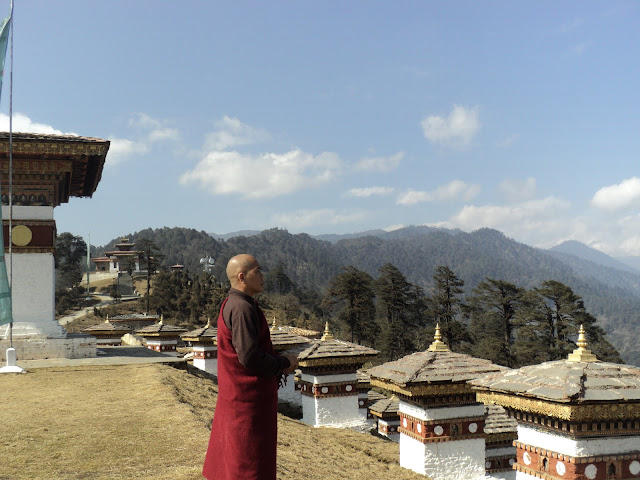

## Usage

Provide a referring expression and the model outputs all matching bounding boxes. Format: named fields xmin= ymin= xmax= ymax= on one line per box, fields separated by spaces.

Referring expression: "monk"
xmin=202 ymin=254 xmax=298 ymax=480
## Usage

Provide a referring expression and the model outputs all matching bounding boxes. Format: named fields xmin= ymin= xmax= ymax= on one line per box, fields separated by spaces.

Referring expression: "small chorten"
xmin=181 ymin=318 xmax=217 ymax=375
xmin=135 ymin=315 xmax=186 ymax=353
xmin=296 ymin=323 xmax=378 ymax=429
xmin=369 ymin=394 xmax=401 ymax=442
xmin=368 ymin=327 xmax=509 ymax=480
xmin=471 ymin=327 xmax=640 ymax=480
xmin=82 ymin=316 xmax=131 ymax=346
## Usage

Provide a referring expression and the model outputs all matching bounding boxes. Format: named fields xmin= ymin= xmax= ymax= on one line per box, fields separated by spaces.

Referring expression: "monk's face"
xmin=242 ymin=259 xmax=264 ymax=296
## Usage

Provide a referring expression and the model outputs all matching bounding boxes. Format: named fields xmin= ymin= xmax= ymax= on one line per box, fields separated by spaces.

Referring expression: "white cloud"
xmin=432 ymin=197 xmax=572 ymax=244
xmin=128 ymin=113 xmax=180 ymax=143
xmin=272 ymin=209 xmax=367 ymax=229
xmin=499 ymin=177 xmax=537 ymax=202
xmin=179 ymin=149 xmax=342 ymax=199
xmin=354 ymin=151 xmax=404 ymax=173
xmin=591 ymin=177 xmax=640 ymax=211
xmin=397 ymin=180 xmax=480 ymax=205
xmin=0 ymin=113 xmax=77 ymax=135
xmin=347 ymin=186 xmax=394 ymax=198
xmin=495 ymin=134 xmax=519 ymax=148
xmin=383 ymin=224 xmax=405 ymax=232
xmin=205 ymin=115 xmax=269 ymax=151
xmin=106 ymin=137 xmax=149 ymax=166
xmin=421 ymin=105 xmax=480 ymax=148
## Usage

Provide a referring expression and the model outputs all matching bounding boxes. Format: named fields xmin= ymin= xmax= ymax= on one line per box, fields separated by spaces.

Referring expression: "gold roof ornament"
xmin=159 ymin=314 xmax=164 ymax=325
xmin=204 ymin=317 xmax=211 ymax=329
xmin=270 ymin=316 xmax=278 ymax=332
xmin=427 ymin=323 xmax=450 ymax=352
xmin=567 ymin=324 xmax=598 ymax=363
xmin=321 ymin=322 xmax=334 ymax=341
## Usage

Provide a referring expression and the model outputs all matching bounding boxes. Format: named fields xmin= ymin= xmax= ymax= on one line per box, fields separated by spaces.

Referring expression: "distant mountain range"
xmin=97 ymin=225 xmax=640 ymax=365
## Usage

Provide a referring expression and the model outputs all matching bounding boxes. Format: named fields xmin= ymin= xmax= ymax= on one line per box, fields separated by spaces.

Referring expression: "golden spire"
xmin=321 ymin=321 xmax=334 ymax=341
xmin=270 ymin=316 xmax=278 ymax=332
xmin=428 ymin=323 xmax=450 ymax=352
xmin=159 ymin=314 xmax=164 ymax=325
xmin=204 ymin=317 xmax=211 ymax=329
xmin=105 ymin=314 xmax=109 ymax=324
xmin=568 ymin=325 xmax=598 ymax=362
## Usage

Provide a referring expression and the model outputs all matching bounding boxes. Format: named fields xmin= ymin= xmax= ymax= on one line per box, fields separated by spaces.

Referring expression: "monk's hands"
xmin=283 ymin=353 xmax=298 ymax=374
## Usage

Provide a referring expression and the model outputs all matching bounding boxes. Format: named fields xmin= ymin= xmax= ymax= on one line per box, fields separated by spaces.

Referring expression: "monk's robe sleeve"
xmin=228 ymin=301 xmax=290 ymax=378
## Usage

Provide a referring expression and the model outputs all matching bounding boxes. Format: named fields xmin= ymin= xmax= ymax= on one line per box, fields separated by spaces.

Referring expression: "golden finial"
xmin=204 ymin=317 xmax=211 ymax=329
xmin=321 ymin=321 xmax=334 ymax=341
xmin=568 ymin=325 xmax=598 ymax=362
xmin=428 ymin=323 xmax=450 ymax=352
xmin=270 ymin=316 xmax=278 ymax=332
xmin=159 ymin=314 xmax=164 ymax=325
xmin=105 ymin=314 xmax=109 ymax=324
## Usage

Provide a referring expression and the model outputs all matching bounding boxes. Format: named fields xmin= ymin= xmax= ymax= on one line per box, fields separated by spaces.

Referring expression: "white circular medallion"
xmin=417 ymin=423 xmax=422 ymax=433
xmin=403 ymin=418 xmax=408 ymax=428
xmin=321 ymin=386 xmax=328 ymax=394
xmin=630 ymin=461 xmax=640 ymax=476
xmin=434 ymin=425 xmax=444 ymax=436
xmin=486 ymin=462 xmax=492 ymax=469
xmin=359 ymin=400 xmax=364 ymax=406
xmin=468 ymin=422 xmax=478 ymax=433
xmin=523 ymin=452 xmax=532 ymax=466
xmin=509 ymin=459 xmax=515 ymax=466
xmin=585 ymin=464 xmax=597 ymax=480
xmin=345 ymin=385 xmax=352 ymax=392
xmin=556 ymin=461 xmax=566 ymax=476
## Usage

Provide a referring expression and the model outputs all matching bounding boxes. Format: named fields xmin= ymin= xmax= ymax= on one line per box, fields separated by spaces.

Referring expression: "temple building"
xmin=470 ymin=325 xmax=640 ymax=480
xmin=0 ymin=133 xmax=109 ymax=361
xmin=297 ymin=323 xmax=378 ymax=429
xmin=135 ymin=316 xmax=186 ymax=353
xmin=181 ymin=320 xmax=217 ymax=375
xmin=367 ymin=324 xmax=509 ymax=480
xmin=92 ymin=237 xmax=141 ymax=273
xmin=82 ymin=319 xmax=131 ymax=346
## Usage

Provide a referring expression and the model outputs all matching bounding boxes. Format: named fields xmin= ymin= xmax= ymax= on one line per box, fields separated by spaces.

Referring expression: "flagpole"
xmin=7 ymin=0 xmax=13 ymax=348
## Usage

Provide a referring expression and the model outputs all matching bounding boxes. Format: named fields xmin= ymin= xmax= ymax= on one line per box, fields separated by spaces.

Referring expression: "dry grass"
xmin=0 ymin=364 xmax=426 ymax=480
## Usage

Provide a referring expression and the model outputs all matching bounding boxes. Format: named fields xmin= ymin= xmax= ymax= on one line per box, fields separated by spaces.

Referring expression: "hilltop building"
xmin=0 ymin=133 xmax=109 ymax=361
xmin=92 ymin=237 xmax=141 ymax=273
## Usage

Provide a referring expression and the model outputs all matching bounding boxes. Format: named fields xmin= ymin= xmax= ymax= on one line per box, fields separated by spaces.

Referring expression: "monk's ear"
xmin=237 ymin=272 xmax=245 ymax=284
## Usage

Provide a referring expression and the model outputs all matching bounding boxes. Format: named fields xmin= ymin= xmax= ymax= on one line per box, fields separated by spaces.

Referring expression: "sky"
xmin=1 ymin=1 xmax=640 ymax=257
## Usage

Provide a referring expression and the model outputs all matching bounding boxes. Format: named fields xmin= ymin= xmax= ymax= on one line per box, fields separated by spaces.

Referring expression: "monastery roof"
xmin=297 ymin=324 xmax=378 ymax=367
xmin=277 ymin=325 xmax=321 ymax=338
xmin=357 ymin=369 xmax=371 ymax=386
xmin=82 ymin=320 xmax=131 ymax=335
xmin=0 ymin=132 xmax=109 ymax=202
xmin=369 ymin=395 xmax=400 ymax=417
xmin=484 ymin=404 xmax=518 ymax=435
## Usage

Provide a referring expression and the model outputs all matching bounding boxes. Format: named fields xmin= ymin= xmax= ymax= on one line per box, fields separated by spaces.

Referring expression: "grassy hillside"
xmin=0 ymin=363 xmax=426 ymax=480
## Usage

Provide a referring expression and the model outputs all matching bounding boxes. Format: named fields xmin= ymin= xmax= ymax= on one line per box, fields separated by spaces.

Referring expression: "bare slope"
xmin=0 ymin=364 xmax=425 ymax=480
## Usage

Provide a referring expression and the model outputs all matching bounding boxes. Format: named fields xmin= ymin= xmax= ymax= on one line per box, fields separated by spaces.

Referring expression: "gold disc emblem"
xmin=12 ymin=225 xmax=33 ymax=246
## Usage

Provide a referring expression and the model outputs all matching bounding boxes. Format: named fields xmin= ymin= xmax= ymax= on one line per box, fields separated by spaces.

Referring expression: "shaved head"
xmin=226 ymin=254 xmax=263 ymax=295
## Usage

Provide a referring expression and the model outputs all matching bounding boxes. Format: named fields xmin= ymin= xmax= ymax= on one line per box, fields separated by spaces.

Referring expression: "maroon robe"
xmin=202 ymin=296 xmax=279 ymax=480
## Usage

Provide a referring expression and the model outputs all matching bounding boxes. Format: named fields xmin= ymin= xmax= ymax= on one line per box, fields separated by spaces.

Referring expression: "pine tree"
xmin=429 ymin=265 xmax=468 ymax=351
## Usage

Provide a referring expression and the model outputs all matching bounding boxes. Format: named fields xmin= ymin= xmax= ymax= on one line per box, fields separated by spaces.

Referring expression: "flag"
xmin=0 ymin=14 xmax=9 ymax=104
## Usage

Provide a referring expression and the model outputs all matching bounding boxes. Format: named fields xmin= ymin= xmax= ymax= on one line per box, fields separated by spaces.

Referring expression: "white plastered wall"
xmin=301 ymin=394 xmax=361 ymax=427
xmin=518 ymin=425 xmax=640 ymax=456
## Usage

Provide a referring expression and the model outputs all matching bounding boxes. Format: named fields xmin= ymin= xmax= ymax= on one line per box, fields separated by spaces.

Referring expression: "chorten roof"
xmin=135 ymin=316 xmax=186 ymax=336
xmin=368 ymin=390 xmax=387 ymax=404
xmin=484 ymin=404 xmax=518 ymax=435
xmin=82 ymin=319 xmax=131 ymax=335
xmin=368 ymin=324 xmax=507 ymax=397
xmin=270 ymin=330 xmax=310 ymax=351
xmin=297 ymin=323 xmax=378 ymax=368
xmin=369 ymin=395 xmax=400 ymax=418
xmin=181 ymin=319 xmax=217 ymax=343
xmin=470 ymin=326 xmax=640 ymax=421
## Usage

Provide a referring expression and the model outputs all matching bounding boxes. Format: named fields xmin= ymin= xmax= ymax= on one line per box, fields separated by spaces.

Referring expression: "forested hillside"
xmin=95 ymin=226 xmax=640 ymax=365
